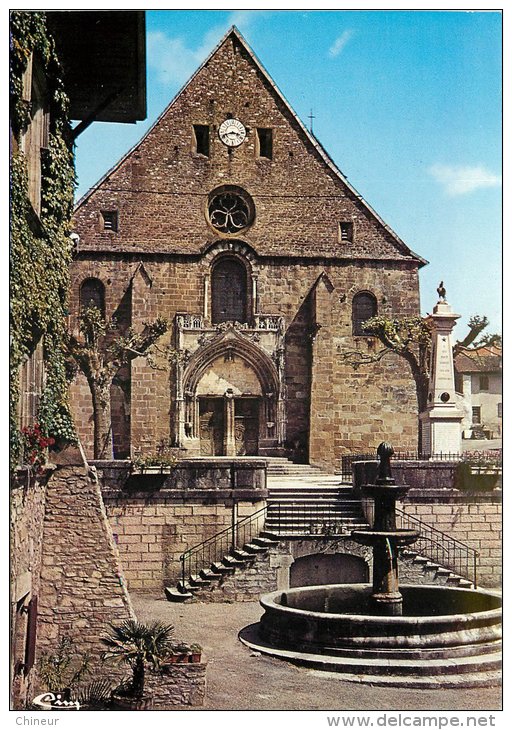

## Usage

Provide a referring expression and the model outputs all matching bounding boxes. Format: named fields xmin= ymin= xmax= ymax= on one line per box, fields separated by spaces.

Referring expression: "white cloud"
xmin=329 ymin=30 xmax=354 ymax=58
xmin=147 ymin=31 xmax=205 ymax=86
xmin=429 ymin=163 xmax=502 ymax=196
xmin=148 ymin=12 xmax=265 ymax=88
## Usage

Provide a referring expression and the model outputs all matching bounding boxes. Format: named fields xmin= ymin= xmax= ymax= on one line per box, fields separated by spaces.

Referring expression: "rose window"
xmin=207 ymin=186 xmax=255 ymax=234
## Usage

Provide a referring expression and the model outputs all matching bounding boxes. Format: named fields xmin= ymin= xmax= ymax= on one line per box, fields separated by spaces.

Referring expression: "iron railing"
xmin=340 ymin=451 xmax=464 ymax=479
xmin=266 ymin=500 xmax=365 ymax=536
xmin=179 ymin=505 xmax=267 ymax=591
xmin=396 ymin=507 xmax=479 ymax=588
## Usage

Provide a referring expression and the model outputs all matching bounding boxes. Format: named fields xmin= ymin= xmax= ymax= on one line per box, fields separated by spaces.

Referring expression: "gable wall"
xmin=69 ymin=31 xmax=422 ymax=469
xmin=73 ymin=35 xmax=415 ymax=261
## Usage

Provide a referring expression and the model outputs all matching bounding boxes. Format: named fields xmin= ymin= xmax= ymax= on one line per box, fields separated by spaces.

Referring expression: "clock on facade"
xmin=218 ymin=118 xmax=246 ymax=147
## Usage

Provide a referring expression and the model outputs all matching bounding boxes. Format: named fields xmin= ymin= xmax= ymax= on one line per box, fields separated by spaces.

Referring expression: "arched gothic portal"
xmin=174 ymin=322 xmax=286 ymax=457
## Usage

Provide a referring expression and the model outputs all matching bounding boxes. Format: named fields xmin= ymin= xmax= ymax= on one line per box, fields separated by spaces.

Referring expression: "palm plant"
xmin=101 ymin=620 xmax=175 ymax=699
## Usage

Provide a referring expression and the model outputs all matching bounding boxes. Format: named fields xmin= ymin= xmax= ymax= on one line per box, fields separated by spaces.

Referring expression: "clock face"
xmin=218 ymin=118 xmax=246 ymax=147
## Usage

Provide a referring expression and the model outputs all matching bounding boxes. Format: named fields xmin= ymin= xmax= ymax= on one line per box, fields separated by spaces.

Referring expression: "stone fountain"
xmin=351 ymin=442 xmax=419 ymax=617
xmin=239 ymin=444 xmax=501 ymax=688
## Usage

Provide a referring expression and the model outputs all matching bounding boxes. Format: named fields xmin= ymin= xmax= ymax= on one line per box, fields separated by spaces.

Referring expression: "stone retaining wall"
xmin=401 ymin=490 xmax=502 ymax=588
xmin=37 ymin=464 xmax=135 ymax=657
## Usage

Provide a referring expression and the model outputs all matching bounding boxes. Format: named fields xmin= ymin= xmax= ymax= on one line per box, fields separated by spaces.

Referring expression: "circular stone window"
xmin=207 ymin=186 xmax=255 ymax=234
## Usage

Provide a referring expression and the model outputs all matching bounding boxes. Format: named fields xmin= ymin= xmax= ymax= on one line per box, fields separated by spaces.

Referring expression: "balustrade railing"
xmin=179 ymin=505 xmax=267 ymax=591
xmin=396 ymin=507 xmax=478 ymax=588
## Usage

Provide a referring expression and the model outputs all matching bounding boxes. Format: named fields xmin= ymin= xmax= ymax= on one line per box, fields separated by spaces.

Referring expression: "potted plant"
xmin=190 ymin=643 xmax=202 ymax=663
xmin=101 ymin=620 xmax=175 ymax=710
xmin=174 ymin=642 xmax=191 ymax=663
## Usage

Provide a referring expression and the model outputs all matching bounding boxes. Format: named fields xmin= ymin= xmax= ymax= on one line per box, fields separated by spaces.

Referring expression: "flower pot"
xmin=111 ymin=692 xmax=153 ymax=711
xmin=190 ymin=653 xmax=202 ymax=663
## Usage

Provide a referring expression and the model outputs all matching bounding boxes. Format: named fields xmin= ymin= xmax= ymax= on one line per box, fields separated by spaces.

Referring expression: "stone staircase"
xmin=165 ymin=534 xmax=279 ymax=602
xmin=165 ymin=458 xmax=477 ymax=601
xmin=398 ymin=547 xmax=475 ymax=589
xmin=265 ymin=458 xmax=368 ymax=537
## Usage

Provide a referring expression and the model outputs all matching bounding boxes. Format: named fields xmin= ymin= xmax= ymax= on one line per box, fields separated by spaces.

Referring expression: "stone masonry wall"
xmin=37 ymin=465 xmax=134 ymax=662
xmin=10 ymin=471 xmax=48 ymax=709
xmin=73 ymin=32 xmax=422 ymax=262
xmin=69 ymin=31 xmax=423 ymax=472
xmin=104 ymin=492 xmax=266 ymax=590
xmin=401 ymin=490 xmax=502 ymax=588
xmin=148 ymin=662 xmax=206 ymax=708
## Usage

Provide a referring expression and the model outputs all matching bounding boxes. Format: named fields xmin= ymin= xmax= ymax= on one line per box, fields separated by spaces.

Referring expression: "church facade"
xmin=69 ymin=27 xmax=426 ymax=471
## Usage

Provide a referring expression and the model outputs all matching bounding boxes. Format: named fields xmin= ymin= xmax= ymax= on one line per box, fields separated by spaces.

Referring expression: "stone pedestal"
xmin=420 ymin=299 xmax=463 ymax=456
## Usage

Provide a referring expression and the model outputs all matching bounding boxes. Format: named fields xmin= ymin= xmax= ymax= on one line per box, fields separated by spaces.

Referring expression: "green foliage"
xmin=38 ymin=637 xmax=91 ymax=693
xmin=132 ymin=454 xmax=178 ymax=471
xmin=10 ymin=11 xmax=77 ymax=461
xmin=362 ymin=315 xmax=432 ymax=356
xmin=101 ymin=621 xmax=175 ymax=698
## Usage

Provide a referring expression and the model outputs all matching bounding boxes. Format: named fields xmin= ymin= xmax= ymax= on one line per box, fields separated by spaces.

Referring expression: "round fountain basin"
xmin=259 ymin=583 xmax=502 ymax=651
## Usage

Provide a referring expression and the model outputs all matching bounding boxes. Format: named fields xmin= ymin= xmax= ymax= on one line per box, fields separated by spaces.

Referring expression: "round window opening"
xmin=207 ymin=186 xmax=255 ymax=234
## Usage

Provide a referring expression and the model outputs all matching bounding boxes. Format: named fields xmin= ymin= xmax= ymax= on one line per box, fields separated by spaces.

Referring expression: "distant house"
xmin=454 ymin=345 xmax=502 ymax=439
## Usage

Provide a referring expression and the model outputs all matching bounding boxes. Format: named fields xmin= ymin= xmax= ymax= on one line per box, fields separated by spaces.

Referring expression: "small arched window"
xmin=352 ymin=292 xmax=377 ymax=336
xmin=80 ymin=278 xmax=105 ymax=318
xmin=211 ymin=258 xmax=248 ymax=324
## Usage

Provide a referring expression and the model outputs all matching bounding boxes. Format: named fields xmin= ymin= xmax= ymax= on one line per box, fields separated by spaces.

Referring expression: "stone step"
xmin=164 ymin=586 xmax=193 ymax=602
xmin=267 ymin=507 xmax=364 ymax=517
xmin=252 ymin=536 xmax=280 ymax=548
xmin=210 ymin=562 xmax=235 ymax=575
xmin=265 ymin=518 xmax=367 ymax=529
xmin=222 ymin=555 xmax=247 ymax=569
xmin=320 ymin=640 xmax=502 ymax=662
xmin=239 ymin=629 xmax=502 ymax=688
xmin=243 ymin=542 xmax=269 ymax=554
xmin=230 ymin=548 xmax=257 ymax=562
xmin=177 ymin=580 xmax=199 ymax=594
xmin=199 ymin=568 xmax=222 ymax=582
xmin=189 ymin=574 xmax=211 ymax=587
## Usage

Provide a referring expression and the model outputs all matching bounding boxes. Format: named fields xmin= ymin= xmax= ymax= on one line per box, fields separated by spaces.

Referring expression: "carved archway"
xmin=176 ymin=327 xmax=285 ymax=455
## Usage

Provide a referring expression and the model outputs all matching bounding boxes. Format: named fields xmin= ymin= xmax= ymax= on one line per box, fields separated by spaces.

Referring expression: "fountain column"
xmin=352 ymin=443 xmax=419 ymax=616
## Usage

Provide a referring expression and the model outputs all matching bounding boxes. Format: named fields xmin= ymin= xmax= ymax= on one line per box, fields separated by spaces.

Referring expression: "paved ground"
xmin=131 ymin=594 xmax=502 ymax=712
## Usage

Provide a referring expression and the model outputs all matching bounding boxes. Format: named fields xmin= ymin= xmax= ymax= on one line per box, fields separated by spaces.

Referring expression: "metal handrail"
xmin=266 ymin=499 xmax=365 ymax=536
xmin=396 ymin=507 xmax=479 ymax=588
xmin=179 ymin=505 xmax=267 ymax=592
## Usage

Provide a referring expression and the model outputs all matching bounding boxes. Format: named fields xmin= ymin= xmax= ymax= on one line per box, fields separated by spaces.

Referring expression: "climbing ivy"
xmin=10 ymin=11 xmax=77 ymax=461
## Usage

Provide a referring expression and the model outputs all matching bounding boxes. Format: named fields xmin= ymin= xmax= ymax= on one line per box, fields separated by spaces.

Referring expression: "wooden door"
xmin=199 ymin=398 xmax=224 ymax=455
xmin=235 ymin=398 xmax=259 ymax=456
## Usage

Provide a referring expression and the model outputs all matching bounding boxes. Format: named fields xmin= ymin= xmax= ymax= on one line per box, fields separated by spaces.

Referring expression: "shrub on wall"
xmin=10 ymin=11 xmax=77 ymax=461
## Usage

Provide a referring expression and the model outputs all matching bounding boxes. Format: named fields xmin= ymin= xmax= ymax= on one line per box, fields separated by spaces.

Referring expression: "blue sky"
xmin=73 ymin=9 xmax=502 ymax=339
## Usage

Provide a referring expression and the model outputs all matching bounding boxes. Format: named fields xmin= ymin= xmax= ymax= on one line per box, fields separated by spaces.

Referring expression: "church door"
xmin=234 ymin=398 xmax=259 ymax=456
xmin=199 ymin=398 xmax=224 ymax=455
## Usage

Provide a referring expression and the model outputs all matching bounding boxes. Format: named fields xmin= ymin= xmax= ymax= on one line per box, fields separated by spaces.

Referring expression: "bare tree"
xmin=338 ymin=313 xmax=499 ymax=452
xmin=66 ymin=307 xmax=169 ymax=459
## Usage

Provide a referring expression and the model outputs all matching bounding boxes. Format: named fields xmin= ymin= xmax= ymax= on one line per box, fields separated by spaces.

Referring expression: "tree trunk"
xmin=132 ymin=656 xmax=145 ymax=698
xmin=89 ymin=378 xmax=114 ymax=459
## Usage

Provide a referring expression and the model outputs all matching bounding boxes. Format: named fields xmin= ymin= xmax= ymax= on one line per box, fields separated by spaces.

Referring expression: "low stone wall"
xmin=352 ymin=460 xmax=459 ymax=493
xmin=92 ymin=458 xmax=267 ymax=495
xmin=149 ymin=661 xmax=206 ymax=708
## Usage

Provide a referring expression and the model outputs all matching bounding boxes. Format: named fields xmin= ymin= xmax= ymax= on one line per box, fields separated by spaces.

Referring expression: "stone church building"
xmin=69 ymin=27 xmax=427 ymax=471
